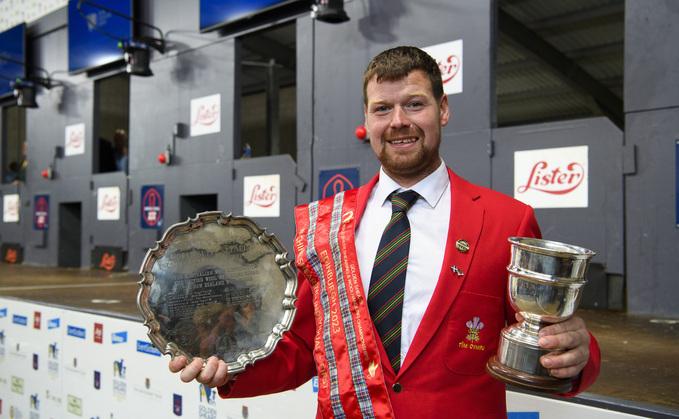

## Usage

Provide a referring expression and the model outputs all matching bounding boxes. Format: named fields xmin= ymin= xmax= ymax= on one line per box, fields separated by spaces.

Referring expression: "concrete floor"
xmin=1 ymin=263 xmax=678 ymax=411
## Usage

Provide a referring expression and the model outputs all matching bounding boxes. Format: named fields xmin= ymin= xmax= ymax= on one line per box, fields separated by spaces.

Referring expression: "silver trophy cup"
xmin=486 ymin=237 xmax=595 ymax=393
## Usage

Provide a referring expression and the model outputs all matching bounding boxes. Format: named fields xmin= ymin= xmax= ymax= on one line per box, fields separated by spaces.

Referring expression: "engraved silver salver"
xmin=137 ymin=211 xmax=297 ymax=374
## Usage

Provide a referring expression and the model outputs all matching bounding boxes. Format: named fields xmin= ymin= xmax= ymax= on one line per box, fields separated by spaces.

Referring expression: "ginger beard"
xmin=375 ymin=124 xmax=440 ymax=181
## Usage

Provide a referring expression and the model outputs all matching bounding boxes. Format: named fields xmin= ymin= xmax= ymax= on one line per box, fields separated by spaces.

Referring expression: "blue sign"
xmin=508 ymin=413 xmax=539 ymax=419
xmin=319 ymin=168 xmax=360 ymax=199
xmin=67 ymin=325 xmax=86 ymax=339
xmin=112 ymin=331 xmax=128 ymax=344
xmin=68 ymin=0 xmax=132 ymax=73
xmin=141 ymin=185 xmax=164 ymax=229
xmin=0 ymin=23 xmax=25 ymax=99
xmin=34 ymin=195 xmax=49 ymax=230
xmin=136 ymin=340 xmax=161 ymax=356
xmin=200 ymin=0 xmax=299 ymax=32
xmin=13 ymin=315 xmax=28 ymax=326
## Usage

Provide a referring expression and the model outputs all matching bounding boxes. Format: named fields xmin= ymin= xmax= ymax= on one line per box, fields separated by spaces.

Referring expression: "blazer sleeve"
xmin=217 ymin=273 xmax=317 ymax=399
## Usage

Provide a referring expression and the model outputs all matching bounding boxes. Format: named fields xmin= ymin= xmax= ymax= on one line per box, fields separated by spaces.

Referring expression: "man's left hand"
xmin=536 ymin=315 xmax=591 ymax=379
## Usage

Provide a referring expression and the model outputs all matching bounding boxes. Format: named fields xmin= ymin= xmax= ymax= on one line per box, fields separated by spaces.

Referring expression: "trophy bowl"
xmin=486 ymin=237 xmax=595 ymax=393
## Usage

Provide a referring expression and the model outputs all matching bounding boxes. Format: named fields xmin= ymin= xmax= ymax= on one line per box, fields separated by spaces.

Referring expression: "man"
xmin=169 ymin=46 xmax=600 ymax=418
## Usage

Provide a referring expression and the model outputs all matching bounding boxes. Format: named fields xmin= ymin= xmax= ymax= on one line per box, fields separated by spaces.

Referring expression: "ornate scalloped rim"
xmin=137 ymin=211 xmax=297 ymax=373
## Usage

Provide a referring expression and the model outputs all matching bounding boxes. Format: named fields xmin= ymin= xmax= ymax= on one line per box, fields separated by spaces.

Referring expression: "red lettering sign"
xmin=67 ymin=130 xmax=83 ymax=148
xmin=100 ymin=253 xmax=116 ymax=271
xmin=99 ymin=194 xmax=119 ymax=212
xmin=192 ymin=104 xmax=219 ymax=126
xmin=34 ymin=312 xmax=41 ymax=329
xmin=94 ymin=323 xmax=103 ymax=344
xmin=246 ymin=184 xmax=278 ymax=208
xmin=5 ymin=199 xmax=18 ymax=217
xmin=517 ymin=161 xmax=585 ymax=195
xmin=438 ymin=54 xmax=460 ymax=84
xmin=5 ymin=249 xmax=17 ymax=263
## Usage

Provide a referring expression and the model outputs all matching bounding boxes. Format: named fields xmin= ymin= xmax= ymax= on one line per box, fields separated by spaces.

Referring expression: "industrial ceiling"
xmin=239 ymin=0 xmax=625 ymax=129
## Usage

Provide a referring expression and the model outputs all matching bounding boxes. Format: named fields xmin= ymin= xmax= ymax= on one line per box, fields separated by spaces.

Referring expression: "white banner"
xmin=190 ymin=94 xmax=221 ymax=137
xmin=243 ymin=174 xmax=280 ymax=218
xmin=423 ymin=39 xmax=463 ymax=96
xmin=65 ymin=123 xmax=86 ymax=156
xmin=0 ymin=297 xmax=654 ymax=419
xmin=514 ymin=146 xmax=589 ymax=208
xmin=97 ymin=187 xmax=121 ymax=220
xmin=3 ymin=193 xmax=20 ymax=223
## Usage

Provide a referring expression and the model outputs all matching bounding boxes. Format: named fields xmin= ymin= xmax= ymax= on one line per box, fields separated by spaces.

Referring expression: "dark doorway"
xmin=238 ymin=21 xmax=297 ymax=160
xmin=94 ymin=73 xmax=130 ymax=173
xmin=180 ymin=194 xmax=218 ymax=222
xmin=58 ymin=202 xmax=82 ymax=268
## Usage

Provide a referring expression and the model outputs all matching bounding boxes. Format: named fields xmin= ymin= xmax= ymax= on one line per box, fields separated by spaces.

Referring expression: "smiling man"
xmin=169 ymin=46 xmax=600 ymax=418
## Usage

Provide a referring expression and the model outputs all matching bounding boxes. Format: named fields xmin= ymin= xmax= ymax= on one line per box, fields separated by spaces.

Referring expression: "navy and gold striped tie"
xmin=368 ymin=190 xmax=419 ymax=374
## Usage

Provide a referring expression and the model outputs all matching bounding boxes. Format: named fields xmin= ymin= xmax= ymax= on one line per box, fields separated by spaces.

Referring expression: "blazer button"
xmin=392 ymin=383 xmax=402 ymax=393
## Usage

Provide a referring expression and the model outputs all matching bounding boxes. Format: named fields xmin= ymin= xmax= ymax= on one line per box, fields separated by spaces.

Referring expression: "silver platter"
xmin=137 ymin=211 xmax=297 ymax=374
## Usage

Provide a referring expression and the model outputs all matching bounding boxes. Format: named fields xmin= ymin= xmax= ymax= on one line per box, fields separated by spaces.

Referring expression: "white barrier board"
xmin=0 ymin=297 xmax=653 ymax=418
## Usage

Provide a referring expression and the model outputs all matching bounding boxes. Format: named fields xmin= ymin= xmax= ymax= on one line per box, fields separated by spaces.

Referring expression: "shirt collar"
xmin=375 ymin=158 xmax=450 ymax=209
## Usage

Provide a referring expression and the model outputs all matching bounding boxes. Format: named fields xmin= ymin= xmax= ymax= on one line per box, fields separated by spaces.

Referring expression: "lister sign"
xmin=514 ymin=145 xmax=589 ymax=209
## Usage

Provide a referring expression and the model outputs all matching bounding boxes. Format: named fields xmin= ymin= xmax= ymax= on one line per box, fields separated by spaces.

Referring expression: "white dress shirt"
xmin=355 ymin=159 xmax=451 ymax=364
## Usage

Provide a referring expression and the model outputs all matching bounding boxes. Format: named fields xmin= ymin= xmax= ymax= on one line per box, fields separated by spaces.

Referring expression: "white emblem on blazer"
xmin=451 ymin=265 xmax=464 ymax=276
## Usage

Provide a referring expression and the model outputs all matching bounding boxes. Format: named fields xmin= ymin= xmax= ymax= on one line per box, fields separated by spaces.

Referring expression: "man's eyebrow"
xmin=368 ymin=92 xmax=429 ymax=107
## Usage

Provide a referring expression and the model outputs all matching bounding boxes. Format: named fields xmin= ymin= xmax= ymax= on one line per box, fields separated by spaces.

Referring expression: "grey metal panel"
xmin=440 ymin=129 xmax=492 ymax=189
xmin=295 ymin=16 xmax=314 ymax=205
xmin=233 ymin=154 xmax=303 ymax=252
xmin=625 ymin=0 xmax=679 ymax=113
xmin=491 ymin=117 xmax=624 ymax=275
xmin=0 ymin=184 xmax=25 ymax=244
xmin=90 ymin=172 xmax=128 ymax=249
xmin=625 ymin=109 xmax=679 ymax=318
xmin=127 ymin=161 xmax=234 ymax=271
xmin=306 ymin=0 xmax=494 ymax=200
xmin=129 ymin=40 xmax=237 ymax=173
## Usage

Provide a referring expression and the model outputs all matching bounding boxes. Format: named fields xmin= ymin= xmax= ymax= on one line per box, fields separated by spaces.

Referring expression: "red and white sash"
xmin=294 ymin=189 xmax=395 ymax=419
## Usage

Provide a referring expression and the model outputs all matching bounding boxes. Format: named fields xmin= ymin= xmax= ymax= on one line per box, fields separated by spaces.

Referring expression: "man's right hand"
xmin=169 ymin=355 xmax=235 ymax=388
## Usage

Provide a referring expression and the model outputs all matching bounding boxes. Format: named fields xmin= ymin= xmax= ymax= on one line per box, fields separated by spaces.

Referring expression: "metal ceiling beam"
xmin=242 ymin=35 xmax=296 ymax=71
xmin=498 ymin=8 xmax=623 ymax=128
xmin=528 ymin=3 xmax=624 ymax=31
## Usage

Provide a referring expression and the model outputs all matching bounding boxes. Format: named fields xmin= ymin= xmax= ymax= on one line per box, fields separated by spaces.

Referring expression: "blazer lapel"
xmin=399 ymin=169 xmax=485 ymax=375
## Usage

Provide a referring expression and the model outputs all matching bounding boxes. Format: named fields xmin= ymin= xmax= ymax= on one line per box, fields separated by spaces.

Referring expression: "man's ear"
xmin=364 ymin=105 xmax=369 ymax=133
xmin=440 ymin=94 xmax=450 ymax=127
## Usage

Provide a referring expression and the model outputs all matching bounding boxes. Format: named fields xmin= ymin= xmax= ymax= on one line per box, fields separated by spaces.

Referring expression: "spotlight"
xmin=10 ymin=80 xmax=38 ymax=108
xmin=311 ymin=0 xmax=350 ymax=23
xmin=119 ymin=40 xmax=153 ymax=77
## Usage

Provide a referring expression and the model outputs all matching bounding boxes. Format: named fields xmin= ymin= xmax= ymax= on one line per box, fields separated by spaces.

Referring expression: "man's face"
xmin=364 ymin=70 xmax=450 ymax=187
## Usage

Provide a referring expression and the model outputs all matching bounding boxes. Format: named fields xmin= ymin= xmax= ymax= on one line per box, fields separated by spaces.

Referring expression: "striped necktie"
xmin=368 ymin=190 xmax=419 ymax=374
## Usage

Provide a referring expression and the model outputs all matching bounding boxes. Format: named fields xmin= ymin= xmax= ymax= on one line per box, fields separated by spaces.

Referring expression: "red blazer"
xmin=220 ymin=168 xmax=601 ymax=418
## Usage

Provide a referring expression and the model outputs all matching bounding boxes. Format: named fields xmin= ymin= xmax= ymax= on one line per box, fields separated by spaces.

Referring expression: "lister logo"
xmin=438 ymin=54 xmax=460 ymax=85
xmin=98 ymin=194 xmax=119 ymax=212
xmin=246 ymin=185 xmax=278 ymax=208
xmin=192 ymin=104 xmax=219 ymax=126
xmin=514 ymin=145 xmax=589 ymax=209
xmin=243 ymin=174 xmax=280 ymax=218
xmin=517 ymin=161 xmax=585 ymax=195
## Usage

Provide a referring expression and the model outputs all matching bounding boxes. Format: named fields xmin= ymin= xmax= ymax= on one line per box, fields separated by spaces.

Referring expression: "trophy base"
xmin=486 ymin=356 xmax=573 ymax=394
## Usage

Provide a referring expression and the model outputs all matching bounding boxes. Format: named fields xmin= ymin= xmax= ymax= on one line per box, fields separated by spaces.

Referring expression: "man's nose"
xmin=390 ymin=106 xmax=410 ymax=128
